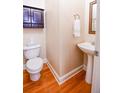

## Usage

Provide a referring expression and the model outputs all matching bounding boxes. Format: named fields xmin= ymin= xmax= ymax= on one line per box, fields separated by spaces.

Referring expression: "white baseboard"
xmin=47 ymin=62 xmax=61 ymax=85
xmin=46 ymin=59 xmax=84 ymax=85
xmin=83 ymin=64 xmax=87 ymax=71
xmin=59 ymin=64 xmax=83 ymax=84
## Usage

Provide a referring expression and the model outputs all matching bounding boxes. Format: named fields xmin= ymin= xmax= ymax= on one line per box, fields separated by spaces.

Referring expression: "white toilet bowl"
xmin=26 ymin=57 xmax=43 ymax=81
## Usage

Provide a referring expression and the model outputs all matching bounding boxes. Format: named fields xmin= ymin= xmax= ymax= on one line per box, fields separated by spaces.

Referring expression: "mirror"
xmin=89 ymin=1 xmax=97 ymax=34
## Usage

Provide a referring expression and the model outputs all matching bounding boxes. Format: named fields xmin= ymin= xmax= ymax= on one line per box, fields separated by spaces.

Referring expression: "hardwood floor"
xmin=23 ymin=64 xmax=91 ymax=93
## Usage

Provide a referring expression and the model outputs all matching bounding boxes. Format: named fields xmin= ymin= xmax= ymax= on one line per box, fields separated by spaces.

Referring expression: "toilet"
xmin=23 ymin=44 xmax=43 ymax=81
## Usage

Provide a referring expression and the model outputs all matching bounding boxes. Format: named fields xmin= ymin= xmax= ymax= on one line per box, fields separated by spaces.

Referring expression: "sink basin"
xmin=77 ymin=42 xmax=96 ymax=84
xmin=77 ymin=42 xmax=96 ymax=55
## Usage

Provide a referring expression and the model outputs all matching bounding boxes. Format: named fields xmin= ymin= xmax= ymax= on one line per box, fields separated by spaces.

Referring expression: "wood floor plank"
xmin=23 ymin=64 xmax=91 ymax=93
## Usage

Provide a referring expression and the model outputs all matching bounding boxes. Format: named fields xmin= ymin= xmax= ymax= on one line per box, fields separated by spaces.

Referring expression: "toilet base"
xmin=30 ymin=72 xmax=41 ymax=81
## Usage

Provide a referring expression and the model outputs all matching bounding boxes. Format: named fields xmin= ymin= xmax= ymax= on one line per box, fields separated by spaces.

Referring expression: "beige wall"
xmin=46 ymin=0 xmax=84 ymax=76
xmin=45 ymin=0 xmax=60 ymax=75
xmin=59 ymin=0 xmax=84 ymax=76
xmin=23 ymin=0 xmax=46 ymax=62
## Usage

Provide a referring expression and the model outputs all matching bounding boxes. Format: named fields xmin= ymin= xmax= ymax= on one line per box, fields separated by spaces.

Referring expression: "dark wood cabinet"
xmin=23 ymin=5 xmax=44 ymax=28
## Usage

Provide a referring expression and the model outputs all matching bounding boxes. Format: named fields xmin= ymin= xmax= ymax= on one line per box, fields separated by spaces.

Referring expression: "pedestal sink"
xmin=77 ymin=42 xmax=96 ymax=84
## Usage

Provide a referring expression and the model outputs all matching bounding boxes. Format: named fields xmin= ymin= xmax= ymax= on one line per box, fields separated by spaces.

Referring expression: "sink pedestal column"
xmin=85 ymin=55 xmax=94 ymax=84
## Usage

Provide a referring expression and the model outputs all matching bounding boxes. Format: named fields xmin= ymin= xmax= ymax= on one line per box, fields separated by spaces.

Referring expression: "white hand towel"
xmin=73 ymin=18 xmax=80 ymax=37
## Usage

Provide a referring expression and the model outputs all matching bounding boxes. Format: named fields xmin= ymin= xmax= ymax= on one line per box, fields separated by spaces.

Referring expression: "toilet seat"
xmin=26 ymin=57 xmax=43 ymax=73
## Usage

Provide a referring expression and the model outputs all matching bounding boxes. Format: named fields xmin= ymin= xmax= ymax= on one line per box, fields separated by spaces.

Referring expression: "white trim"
xmin=47 ymin=62 xmax=61 ymax=85
xmin=83 ymin=64 xmax=87 ymax=71
xmin=59 ymin=64 xmax=83 ymax=84
xmin=46 ymin=59 xmax=84 ymax=85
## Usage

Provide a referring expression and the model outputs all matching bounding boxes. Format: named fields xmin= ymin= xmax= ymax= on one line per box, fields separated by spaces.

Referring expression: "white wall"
xmin=23 ymin=0 xmax=45 ymax=9
xmin=23 ymin=0 xmax=46 ymax=60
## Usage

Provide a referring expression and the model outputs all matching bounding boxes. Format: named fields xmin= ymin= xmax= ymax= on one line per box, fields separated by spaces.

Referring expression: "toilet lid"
xmin=26 ymin=58 xmax=43 ymax=72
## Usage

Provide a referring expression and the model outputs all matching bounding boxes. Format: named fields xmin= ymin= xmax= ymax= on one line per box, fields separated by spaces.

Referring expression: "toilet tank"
xmin=23 ymin=44 xmax=40 ymax=59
